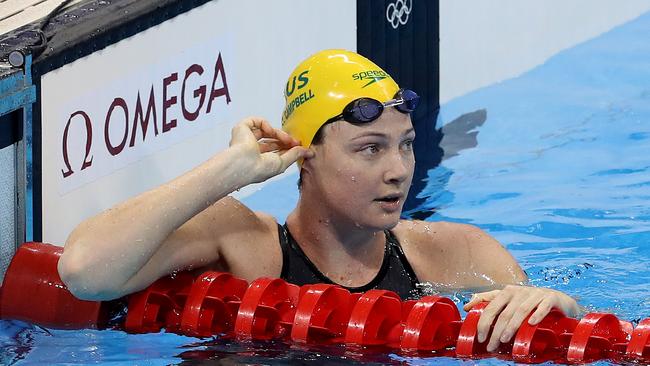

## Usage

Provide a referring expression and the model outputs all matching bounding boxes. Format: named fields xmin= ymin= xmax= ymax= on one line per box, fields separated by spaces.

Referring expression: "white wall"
xmin=40 ymin=0 xmax=356 ymax=245
xmin=440 ymin=0 xmax=650 ymax=103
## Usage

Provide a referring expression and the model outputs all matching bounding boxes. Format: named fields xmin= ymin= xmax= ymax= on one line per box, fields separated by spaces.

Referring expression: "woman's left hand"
xmin=463 ymin=285 xmax=580 ymax=352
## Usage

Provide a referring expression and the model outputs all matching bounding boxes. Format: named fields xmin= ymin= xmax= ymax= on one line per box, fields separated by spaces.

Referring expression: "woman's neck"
xmin=285 ymin=197 xmax=386 ymax=286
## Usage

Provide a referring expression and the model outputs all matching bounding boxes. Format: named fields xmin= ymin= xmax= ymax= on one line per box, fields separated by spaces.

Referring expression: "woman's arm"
xmin=401 ymin=220 xmax=579 ymax=353
xmin=58 ymin=117 xmax=310 ymax=300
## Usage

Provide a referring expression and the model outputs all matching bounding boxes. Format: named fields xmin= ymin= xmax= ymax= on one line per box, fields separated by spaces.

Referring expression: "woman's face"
xmin=304 ymin=107 xmax=415 ymax=230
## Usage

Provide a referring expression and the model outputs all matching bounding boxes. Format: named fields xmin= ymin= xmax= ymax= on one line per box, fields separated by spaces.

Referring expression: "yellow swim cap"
xmin=281 ymin=49 xmax=400 ymax=147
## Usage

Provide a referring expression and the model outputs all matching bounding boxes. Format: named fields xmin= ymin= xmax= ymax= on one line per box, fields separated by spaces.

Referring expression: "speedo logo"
xmin=352 ymin=70 xmax=389 ymax=88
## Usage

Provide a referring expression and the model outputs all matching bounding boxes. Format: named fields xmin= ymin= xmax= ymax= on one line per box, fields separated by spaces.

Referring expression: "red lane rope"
xmin=2 ymin=242 xmax=650 ymax=364
xmin=124 ymin=271 xmax=648 ymax=364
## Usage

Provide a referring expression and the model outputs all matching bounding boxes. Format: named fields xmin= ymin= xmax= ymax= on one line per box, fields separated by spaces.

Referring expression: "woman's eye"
xmin=401 ymin=139 xmax=414 ymax=150
xmin=361 ymin=144 xmax=380 ymax=154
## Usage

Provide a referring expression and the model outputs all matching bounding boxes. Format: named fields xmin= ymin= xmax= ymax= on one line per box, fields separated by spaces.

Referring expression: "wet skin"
xmin=59 ymin=113 xmax=579 ymax=353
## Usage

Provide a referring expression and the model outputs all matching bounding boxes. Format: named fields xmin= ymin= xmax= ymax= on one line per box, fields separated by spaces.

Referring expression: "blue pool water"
xmin=3 ymin=11 xmax=650 ymax=366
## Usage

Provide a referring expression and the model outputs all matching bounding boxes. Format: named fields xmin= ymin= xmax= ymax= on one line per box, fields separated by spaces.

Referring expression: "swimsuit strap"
xmin=384 ymin=228 xmax=422 ymax=291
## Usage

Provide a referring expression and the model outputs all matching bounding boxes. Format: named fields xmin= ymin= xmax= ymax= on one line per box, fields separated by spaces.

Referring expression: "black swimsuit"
xmin=278 ymin=224 xmax=423 ymax=300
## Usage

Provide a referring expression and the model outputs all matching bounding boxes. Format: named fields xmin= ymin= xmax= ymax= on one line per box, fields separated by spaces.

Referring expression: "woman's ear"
xmin=301 ymin=146 xmax=316 ymax=172
xmin=296 ymin=146 xmax=316 ymax=191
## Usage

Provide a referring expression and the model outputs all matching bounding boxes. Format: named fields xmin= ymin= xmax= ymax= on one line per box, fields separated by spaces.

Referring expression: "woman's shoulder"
xmin=392 ymin=219 xmax=495 ymax=269
xmin=198 ymin=197 xmax=282 ymax=279
xmin=393 ymin=219 xmax=525 ymax=285
xmin=393 ymin=219 xmax=481 ymax=245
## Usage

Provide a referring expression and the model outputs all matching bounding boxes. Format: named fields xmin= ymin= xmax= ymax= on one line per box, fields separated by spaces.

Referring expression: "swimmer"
xmin=58 ymin=50 xmax=579 ymax=352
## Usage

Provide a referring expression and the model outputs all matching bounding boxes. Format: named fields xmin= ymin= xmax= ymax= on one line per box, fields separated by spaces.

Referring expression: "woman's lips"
xmin=374 ymin=195 xmax=403 ymax=212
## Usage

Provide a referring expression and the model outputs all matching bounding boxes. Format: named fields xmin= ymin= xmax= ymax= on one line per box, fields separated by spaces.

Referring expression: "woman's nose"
xmin=383 ymin=151 xmax=412 ymax=184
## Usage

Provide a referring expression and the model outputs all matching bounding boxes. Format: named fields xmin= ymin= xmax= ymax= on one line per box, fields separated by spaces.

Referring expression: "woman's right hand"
xmin=230 ymin=117 xmax=313 ymax=183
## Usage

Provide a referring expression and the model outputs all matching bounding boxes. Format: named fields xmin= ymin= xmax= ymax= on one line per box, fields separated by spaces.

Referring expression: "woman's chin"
xmin=358 ymin=214 xmax=401 ymax=231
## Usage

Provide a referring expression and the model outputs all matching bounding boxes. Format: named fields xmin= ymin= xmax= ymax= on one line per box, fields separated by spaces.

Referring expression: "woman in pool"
xmin=58 ymin=49 xmax=579 ymax=352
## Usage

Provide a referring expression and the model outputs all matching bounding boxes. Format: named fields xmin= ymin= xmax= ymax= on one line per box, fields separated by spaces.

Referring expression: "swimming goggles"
xmin=325 ymin=88 xmax=420 ymax=125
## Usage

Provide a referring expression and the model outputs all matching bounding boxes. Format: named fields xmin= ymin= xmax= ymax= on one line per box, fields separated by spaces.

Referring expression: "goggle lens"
xmin=353 ymin=99 xmax=384 ymax=122
xmin=397 ymin=89 xmax=419 ymax=113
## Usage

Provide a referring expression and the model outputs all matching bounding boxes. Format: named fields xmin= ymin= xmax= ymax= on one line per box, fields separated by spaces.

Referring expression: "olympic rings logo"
xmin=386 ymin=0 xmax=412 ymax=29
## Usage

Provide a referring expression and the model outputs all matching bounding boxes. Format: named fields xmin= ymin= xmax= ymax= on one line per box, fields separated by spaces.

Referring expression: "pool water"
xmin=3 ymin=11 xmax=650 ymax=366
